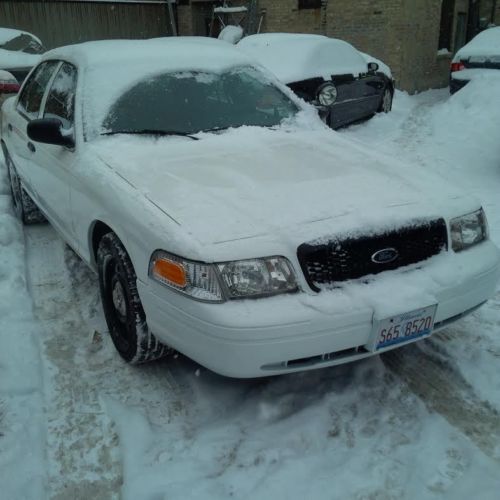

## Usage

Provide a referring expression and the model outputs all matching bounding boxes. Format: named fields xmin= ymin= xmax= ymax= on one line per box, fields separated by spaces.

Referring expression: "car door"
xmin=330 ymin=74 xmax=382 ymax=127
xmin=6 ymin=60 xmax=59 ymax=190
xmin=32 ymin=61 xmax=78 ymax=240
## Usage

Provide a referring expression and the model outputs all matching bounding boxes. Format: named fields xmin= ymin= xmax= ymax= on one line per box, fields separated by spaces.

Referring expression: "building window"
xmin=454 ymin=12 xmax=468 ymax=51
xmin=438 ymin=0 xmax=455 ymax=51
xmin=298 ymin=0 xmax=322 ymax=9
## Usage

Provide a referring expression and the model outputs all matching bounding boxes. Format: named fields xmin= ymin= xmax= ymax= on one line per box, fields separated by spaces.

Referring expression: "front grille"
xmin=297 ymin=219 xmax=448 ymax=291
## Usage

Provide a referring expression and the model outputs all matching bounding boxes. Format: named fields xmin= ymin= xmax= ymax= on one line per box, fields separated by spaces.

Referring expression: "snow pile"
xmin=0 ymin=161 xmax=46 ymax=498
xmin=108 ymin=360 xmax=500 ymax=500
xmin=218 ymin=25 xmax=244 ymax=44
xmin=428 ymin=77 xmax=500 ymax=175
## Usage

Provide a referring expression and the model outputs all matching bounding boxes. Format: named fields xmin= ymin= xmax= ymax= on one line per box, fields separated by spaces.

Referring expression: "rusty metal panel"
xmin=0 ymin=1 xmax=174 ymax=50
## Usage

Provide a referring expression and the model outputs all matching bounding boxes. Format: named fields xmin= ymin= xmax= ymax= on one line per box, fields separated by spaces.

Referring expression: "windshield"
xmin=102 ymin=67 xmax=299 ymax=135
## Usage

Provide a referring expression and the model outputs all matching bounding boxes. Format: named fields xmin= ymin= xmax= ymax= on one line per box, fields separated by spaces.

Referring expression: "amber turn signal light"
xmin=152 ymin=258 xmax=187 ymax=288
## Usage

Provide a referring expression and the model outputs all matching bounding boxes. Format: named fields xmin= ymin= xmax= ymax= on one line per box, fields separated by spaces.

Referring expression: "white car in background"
xmin=1 ymin=38 xmax=499 ymax=378
xmin=450 ymin=26 xmax=500 ymax=93
xmin=0 ymin=27 xmax=44 ymax=83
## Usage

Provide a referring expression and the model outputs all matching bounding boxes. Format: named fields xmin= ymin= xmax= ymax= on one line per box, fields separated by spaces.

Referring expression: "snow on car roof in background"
xmin=0 ymin=27 xmax=42 ymax=46
xmin=238 ymin=33 xmax=368 ymax=83
xmin=456 ymin=26 xmax=500 ymax=58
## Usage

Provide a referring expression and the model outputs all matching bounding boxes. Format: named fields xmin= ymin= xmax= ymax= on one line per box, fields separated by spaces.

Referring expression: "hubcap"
xmin=112 ymin=279 xmax=127 ymax=319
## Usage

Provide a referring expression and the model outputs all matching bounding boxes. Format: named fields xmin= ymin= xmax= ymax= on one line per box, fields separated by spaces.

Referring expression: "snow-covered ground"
xmin=1 ymin=80 xmax=500 ymax=499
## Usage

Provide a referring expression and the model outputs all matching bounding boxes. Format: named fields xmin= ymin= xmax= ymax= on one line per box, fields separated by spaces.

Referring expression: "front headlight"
xmin=217 ymin=256 xmax=298 ymax=299
xmin=317 ymin=82 xmax=337 ymax=106
xmin=450 ymin=208 xmax=488 ymax=252
xmin=149 ymin=251 xmax=298 ymax=301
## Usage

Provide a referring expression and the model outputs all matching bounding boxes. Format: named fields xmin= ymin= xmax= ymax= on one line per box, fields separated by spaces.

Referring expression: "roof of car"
xmin=0 ymin=27 xmax=42 ymax=46
xmin=238 ymin=33 xmax=368 ymax=84
xmin=42 ymin=37 xmax=253 ymax=72
xmin=457 ymin=26 xmax=500 ymax=58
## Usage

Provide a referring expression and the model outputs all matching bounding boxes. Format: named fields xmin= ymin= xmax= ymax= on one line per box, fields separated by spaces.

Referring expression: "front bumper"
xmin=138 ymin=241 xmax=500 ymax=378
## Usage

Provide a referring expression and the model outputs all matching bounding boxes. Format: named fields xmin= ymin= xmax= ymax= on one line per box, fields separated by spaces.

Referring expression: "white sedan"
xmin=1 ymin=38 xmax=499 ymax=377
xmin=450 ymin=26 xmax=500 ymax=94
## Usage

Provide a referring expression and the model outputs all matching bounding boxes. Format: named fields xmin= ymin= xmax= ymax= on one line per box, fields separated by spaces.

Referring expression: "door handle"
xmin=27 ymin=142 xmax=36 ymax=153
xmin=8 ymin=123 xmax=13 ymax=132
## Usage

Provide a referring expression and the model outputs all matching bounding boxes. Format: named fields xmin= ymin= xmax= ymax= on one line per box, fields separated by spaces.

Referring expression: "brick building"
xmin=176 ymin=0 xmax=500 ymax=92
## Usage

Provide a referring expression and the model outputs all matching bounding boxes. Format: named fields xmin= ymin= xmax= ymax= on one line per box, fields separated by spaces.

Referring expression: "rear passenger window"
xmin=17 ymin=61 xmax=58 ymax=119
xmin=43 ymin=63 xmax=77 ymax=129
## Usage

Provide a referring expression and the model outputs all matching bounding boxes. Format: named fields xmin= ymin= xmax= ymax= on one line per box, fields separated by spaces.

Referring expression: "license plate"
xmin=375 ymin=305 xmax=437 ymax=350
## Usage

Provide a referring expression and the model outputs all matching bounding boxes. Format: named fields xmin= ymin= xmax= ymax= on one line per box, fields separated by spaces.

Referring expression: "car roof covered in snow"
xmin=456 ymin=26 xmax=500 ymax=58
xmin=0 ymin=27 xmax=42 ymax=46
xmin=41 ymin=37 xmax=253 ymax=72
xmin=238 ymin=33 xmax=369 ymax=84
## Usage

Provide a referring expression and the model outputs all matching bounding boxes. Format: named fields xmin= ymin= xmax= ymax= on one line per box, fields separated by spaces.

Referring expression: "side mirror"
xmin=0 ymin=70 xmax=20 ymax=95
xmin=27 ymin=118 xmax=74 ymax=148
xmin=368 ymin=62 xmax=379 ymax=73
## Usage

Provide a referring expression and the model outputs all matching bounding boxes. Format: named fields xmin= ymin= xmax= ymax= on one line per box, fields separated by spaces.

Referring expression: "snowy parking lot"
xmin=1 ymin=80 xmax=500 ymax=500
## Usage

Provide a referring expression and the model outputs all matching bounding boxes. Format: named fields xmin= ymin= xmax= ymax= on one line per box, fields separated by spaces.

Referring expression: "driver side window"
xmin=43 ymin=63 xmax=78 ymax=130
xmin=17 ymin=61 xmax=58 ymax=120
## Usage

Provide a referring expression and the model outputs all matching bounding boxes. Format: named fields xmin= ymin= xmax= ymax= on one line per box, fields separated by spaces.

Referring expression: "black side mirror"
xmin=368 ymin=62 xmax=379 ymax=73
xmin=27 ymin=118 xmax=74 ymax=148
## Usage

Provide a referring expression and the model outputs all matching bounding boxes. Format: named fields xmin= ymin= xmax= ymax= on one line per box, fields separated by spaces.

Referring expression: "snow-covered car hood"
xmin=91 ymin=128 xmax=475 ymax=247
xmin=0 ymin=48 xmax=40 ymax=70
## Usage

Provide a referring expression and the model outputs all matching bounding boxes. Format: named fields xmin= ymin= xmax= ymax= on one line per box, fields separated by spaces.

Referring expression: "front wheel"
xmin=379 ymin=88 xmax=393 ymax=113
xmin=97 ymin=232 xmax=168 ymax=364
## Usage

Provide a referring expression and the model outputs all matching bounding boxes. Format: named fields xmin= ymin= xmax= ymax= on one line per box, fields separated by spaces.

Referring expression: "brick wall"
xmin=175 ymin=0 xmax=482 ymax=93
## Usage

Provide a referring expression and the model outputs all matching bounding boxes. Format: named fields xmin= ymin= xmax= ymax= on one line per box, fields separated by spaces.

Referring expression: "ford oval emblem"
xmin=371 ymin=247 xmax=399 ymax=264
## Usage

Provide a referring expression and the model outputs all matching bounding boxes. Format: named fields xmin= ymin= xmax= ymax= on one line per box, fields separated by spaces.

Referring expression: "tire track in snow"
xmin=383 ymin=339 xmax=500 ymax=461
xmin=25 ymin=225 xmax=123 ymax=499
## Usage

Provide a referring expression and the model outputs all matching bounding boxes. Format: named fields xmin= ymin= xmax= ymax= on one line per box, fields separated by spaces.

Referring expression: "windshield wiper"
xmin=102 ymin=129 xmax=199 ymax=140
xmin=202 ymin=126 xmax=234 ymax=133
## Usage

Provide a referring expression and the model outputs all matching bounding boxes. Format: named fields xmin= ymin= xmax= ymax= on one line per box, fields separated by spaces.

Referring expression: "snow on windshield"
xmin=100 ymin=67 xmax=299 ymax=136
xmin=238 ymin=34 xmax=368 ymax=84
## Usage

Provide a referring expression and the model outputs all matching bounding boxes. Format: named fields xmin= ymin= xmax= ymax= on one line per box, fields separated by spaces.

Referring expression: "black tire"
xmin=6 ymin=154 xmax=46 ymax=224
xmin=379 ymin=87 xmax=393 ymax=113
xmin=97 ymin=232 xmax=168 ymax=364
